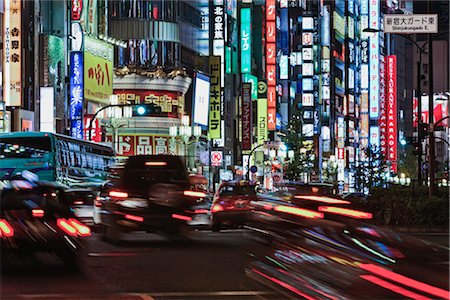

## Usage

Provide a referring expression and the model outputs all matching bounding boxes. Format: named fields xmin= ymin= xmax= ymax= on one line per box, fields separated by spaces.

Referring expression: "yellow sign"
xmin=3 ymin=0 xmax=22 ymax=106
xmin=209 ymin=56 xmax=221 ymax=139
xmin=257 ymin=98 xmax=268 ymax=145
xmin=84 ymin=36 xmax=113 ymax=103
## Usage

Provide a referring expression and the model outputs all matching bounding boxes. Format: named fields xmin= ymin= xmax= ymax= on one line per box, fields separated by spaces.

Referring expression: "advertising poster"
xmin=193 ymin=73 xmax=211 ymax=128
xmin=84 ymin=36 xmax=113 ymax=103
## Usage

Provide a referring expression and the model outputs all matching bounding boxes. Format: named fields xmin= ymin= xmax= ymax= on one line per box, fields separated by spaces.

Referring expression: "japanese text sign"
xmin=70 ymin=51 xmax=84 ymax=139
xmin=384 ymin=14 xmax=438 ymax=34
xmin=84 ymin=36 xmax=113 ymax=103
xmin=240 ymin=8 xmax=252 ymax=73
xmin=4 ymin=0 xmax=22 ymax=107
xmin=242 ymin=83 xmax=252 ymax=150
xmin=257 ymin=98 xmax=268 ymax=145
xmin=209 ymin=56 xmax=221 ymax=139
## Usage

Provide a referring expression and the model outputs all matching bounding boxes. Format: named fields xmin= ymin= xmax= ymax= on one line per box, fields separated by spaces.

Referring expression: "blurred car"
xmin=246 ymin=194 xmax=449 ymax=299
xmin=0 ymin=179 xmax=91 ymax=268
xmin=99 ymin=155 xmax=206 ymax=243
xmin=210 ymin=180 xmax=260 ymax=231
xmin=63 ymin=188 xmax=97 ymax=227
xmin=280 ymin=182 xmax=338 ymax=197
xmin=186 ymin=174 xmax=212 ymax=229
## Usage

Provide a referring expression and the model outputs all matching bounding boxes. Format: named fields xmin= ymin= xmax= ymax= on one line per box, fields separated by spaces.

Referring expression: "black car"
xmin=99 ymin=155 xmax=206 ymax=243
xmin=0 ymin=180 xmax=91 ymax=268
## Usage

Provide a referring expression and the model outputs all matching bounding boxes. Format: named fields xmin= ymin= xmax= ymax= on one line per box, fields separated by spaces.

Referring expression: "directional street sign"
xmin=383 ymin=14 xmax=438 ymax=34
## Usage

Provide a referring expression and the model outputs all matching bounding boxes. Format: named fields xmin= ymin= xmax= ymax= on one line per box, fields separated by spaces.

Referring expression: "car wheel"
xmin=102 ymin=224 xmax=122 ymax=244
xmin=211 ymin=222 xmax=221 ymax=232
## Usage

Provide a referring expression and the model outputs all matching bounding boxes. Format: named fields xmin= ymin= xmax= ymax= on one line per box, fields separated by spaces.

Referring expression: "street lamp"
xmin=169 ymin=115 xmax=202 ymax=169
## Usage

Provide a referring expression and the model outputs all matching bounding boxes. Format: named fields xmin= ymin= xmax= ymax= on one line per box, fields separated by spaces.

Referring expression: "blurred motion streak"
xmin=318 ymin=206 xmax=373 ymax=219
xmin=294 ymin=195 xmax=351 ymax=204
xmin=360 ymin=275 xmax=432 ymax=300
xmin=0 ymin=219 xmax=14 ymax=237
xmin=359 ymin=263 xmax=450 ymax=299
xmin=274 ymin=206 xmax=324 ymax=219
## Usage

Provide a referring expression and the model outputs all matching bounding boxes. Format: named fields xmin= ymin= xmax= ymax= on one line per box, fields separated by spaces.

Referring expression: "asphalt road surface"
xmin=1 ymin=230 xmax=448 ymax=300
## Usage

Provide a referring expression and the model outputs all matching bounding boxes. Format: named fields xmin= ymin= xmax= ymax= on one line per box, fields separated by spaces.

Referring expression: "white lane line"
xmin=88 ymin=252 xmax=137 ymax=257
xmin=124 ymin=291 xmax=273 ymax=297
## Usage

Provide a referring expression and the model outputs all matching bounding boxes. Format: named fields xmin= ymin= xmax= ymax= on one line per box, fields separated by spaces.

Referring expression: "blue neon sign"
xmin=69 ymin=51 xmax=84 ymax=139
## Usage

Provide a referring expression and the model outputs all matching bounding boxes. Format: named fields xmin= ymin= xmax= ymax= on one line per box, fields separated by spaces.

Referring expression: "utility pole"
xmin=427 ymin=0 xmax=436 ymax=197
xmin=416 ymin=59 xmax=423 ymax=186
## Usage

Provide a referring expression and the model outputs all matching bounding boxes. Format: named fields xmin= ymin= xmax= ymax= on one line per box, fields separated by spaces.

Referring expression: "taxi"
xmin=211 ymin=180 xmax=260 ymax=231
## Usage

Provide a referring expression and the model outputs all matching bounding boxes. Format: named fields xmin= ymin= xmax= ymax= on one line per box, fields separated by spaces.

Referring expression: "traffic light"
xmin=132 ymin=104 xmax=162 ymax=117
xmin=418 ymin=122 xmax=428 ymax=139
xmin=413 ymin=140 xmax=422 ymax=156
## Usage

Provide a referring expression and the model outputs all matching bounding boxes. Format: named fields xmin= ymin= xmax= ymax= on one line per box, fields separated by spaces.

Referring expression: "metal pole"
xmin=428 ymin=0 xmax=436 ymax=197
xmin=417 ymin=58 xmax=423 ymax=186
xmin=246 ymin=143 xmax=264 ymax=180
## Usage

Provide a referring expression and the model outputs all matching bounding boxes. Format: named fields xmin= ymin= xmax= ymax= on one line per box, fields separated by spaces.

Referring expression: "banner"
xmin=107 ymin=135 xmax=170 ymax=157
xmin=84 ymin=36 xmax=113 ymax=103
xmin=70 ymin=51 xmax=84 ymax=139
xmin=413 ymin=95 xmax=449 ymax=127
xmin=3 ymin=0 xmax=22 ymax=106
xmin=242 ymin=83 xmax=252 ymax=150
xmin=386 ymin=55 xmax=397 ymax=172
xmin=209 ymin=56 xmax=221 ymax=139
xmin=114 ymin=90 xmax=184 ymax=116
xmin=257 ymin=98 xmax=268 ymax=145
xmin=240 ymin=8 xmax=251 ymax=73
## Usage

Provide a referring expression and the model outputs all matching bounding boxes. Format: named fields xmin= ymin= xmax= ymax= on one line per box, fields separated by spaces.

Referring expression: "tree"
xmin=351 ymin=145 xmax=388 ymax=193
xmin=281 ymin=118 xmax=313 ymax=181
xmin=397 ymin=144 xmax=418 ymax=179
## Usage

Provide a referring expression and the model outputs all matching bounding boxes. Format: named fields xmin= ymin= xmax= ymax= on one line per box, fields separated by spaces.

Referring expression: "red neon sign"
xmin=386 ymin=55 xmax=397 ymax=173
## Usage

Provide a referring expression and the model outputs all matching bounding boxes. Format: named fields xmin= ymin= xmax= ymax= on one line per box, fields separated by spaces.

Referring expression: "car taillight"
xmin=74 ymin=200 xmax=84 ymax=205
xmin=274 ymin=205 xmax=324 ymax=219
xmin=211 ymin=204 xmax=224 ymax=213
xmin=95 ymin=196 xmax=103 ymax=207
xmin=194 ymin=209 xmax=209 ymax=214
xmin=172 ymin=214 xmax=192 ymax=222
xmin=0 ymin=219 xmax=14 ymax=237
xmin=125 ymin=214 xmax=144 ymax=222
xmin=184 ymin=190 xmax=207 ymax=198
xmin=57 ymin=218 xmax=91 ymax=237
xmin=318 ymin=206 xmax=372 ymax=219
xmin=109 ymin=191 xmax=129 ymax=198
xmin=294 ymin=195 xmax=351 ymax=204
xmin=32 ymin=209 xmax=45 ymax=218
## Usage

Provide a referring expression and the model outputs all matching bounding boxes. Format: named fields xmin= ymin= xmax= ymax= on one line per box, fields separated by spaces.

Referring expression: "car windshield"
xmin=219 ymin=185 xmax=257 ymax=196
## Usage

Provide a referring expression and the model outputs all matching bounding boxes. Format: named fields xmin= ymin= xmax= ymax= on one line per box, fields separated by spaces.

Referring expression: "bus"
xmin=0 ymin=132 xmax=115 ymax=188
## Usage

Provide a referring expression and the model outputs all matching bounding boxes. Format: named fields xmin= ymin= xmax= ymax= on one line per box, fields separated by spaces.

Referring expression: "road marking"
xmin=124 ymin=291 xmax=273 ymax=297
xmin=88 ymin=252 xmax=137 ymax=257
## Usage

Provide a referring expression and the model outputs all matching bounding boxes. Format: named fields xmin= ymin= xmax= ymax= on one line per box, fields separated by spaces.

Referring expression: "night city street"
xmin=2 ymin=230 xmax=448 ymax=300
xmin=1 ymin=0 xmax=450 ymax=298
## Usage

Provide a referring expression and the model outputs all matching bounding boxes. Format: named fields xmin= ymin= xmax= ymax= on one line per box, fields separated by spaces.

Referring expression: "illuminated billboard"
xmin=240 ymin=8 xmax=251 ymax=73
xmin=70 ymin=51 xmax=84 ymax=139
xmin=193 ymin=73 xmax=211 ymax=128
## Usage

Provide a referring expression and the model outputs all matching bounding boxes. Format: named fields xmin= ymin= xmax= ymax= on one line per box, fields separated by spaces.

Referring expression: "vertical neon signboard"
xmin=369 ymin=0 xmax=380 ymax=120
xmin=242 ymin=83 xmax=252 ymax=150
xmin=386 ymin=55 xmax=397 ymax=172
xmin=70 ymin=51 xmax=84 ymax=139
xmin=209 ymin=56 xmax=221 ymax=139
xmin=240 ymin=8 xmax=251 ymax=73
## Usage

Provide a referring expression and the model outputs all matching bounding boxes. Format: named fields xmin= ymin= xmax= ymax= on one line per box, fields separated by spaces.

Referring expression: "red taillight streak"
xmin=360 ymin=275 xmax=431 ymax=300
xmin=172 ymin=214 xmax=192 ymax=221
xmin=252 ymin=268 xmax=317 ymax=300
xmin=211 ymin=204 xmax=224 ymax=213
xmin=32 ymin=209 xmax=45 ymax=218
xmin=57 ymin=218 xmax=91 ymax=237
xmin=109 ymin=191 xmax=129 ymax=198
xmin=359 ymin=263 xmax=449 ymax=299
xmin=125 ymin=214 xmax=144 ymax=222
xmin=263 ymin=204 xmax=273 ymax=210
xmin=0 ymin=219 xmax=14 ymax=237
xmin=294 ymin=195 xmax=351 ymax=204
xmin=73 ymin=201 xmax=84 ymax=205
xmin=57 ymin=219 xmax=77 ymax=236
xmin=318 ymin=206 xmax=373 ymax=219
xmin=68 ymin=219 xmax=91 ymax=236
xmin=274 ymin=205 xmax=324 ymax=219
xmin=194 ymin=209 xmax=209 ymax=214
xmin=184 ymin=190 xmax=207 ymax=198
